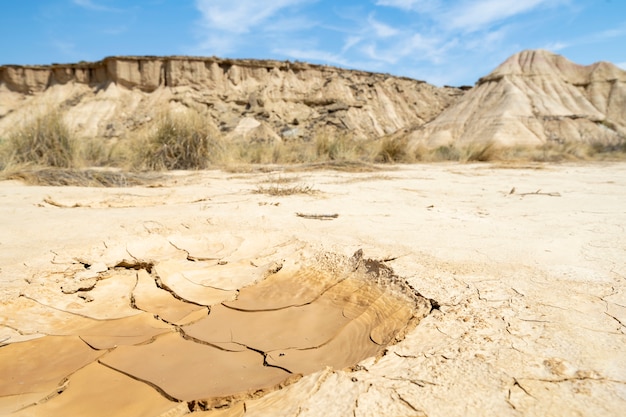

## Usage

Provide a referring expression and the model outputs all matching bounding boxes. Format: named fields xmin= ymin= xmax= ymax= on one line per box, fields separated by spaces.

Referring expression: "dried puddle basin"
xmin=0 ymin=251 xmax=431 ymax=415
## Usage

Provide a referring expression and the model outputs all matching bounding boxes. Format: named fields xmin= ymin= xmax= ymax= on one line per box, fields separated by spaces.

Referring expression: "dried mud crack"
xmin=0 ymin=248 xmax=433 ymax=416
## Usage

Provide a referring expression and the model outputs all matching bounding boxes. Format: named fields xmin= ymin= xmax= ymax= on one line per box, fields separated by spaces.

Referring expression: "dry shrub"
xmin=254 ymin=183 xmax=316 ymax=196
xmin=4 ymin=110 xmax=77 ymax=168
xmin=79 ymin=137 xmax=130 ymax=167
xmin=410 ymin=141 xmax=507 ymax=162
xmin=432 ymin=144 xmax=461 ymax=161
xmin=376 ymin=137 xmax=412 ymax=163
xmin=459 ymin=141 xmax=499 ymax=162
xmin=259 ymin=174 xmax=301 ymax=184
xmin=466 ymin=139 xmax=626 ymax=163
xmin=135 ymin=111 xmax=222 ymax=170
xmin=228 ymin=140 xmax=309 ymax=165
xmin=4 ymin=111 xmax=625 ymax=176
xmin=225 ymin=134 xmax=370 ymax=167
xmin=315 ymin=132 xmax=363 ymax=161
xmin=294 ymin=160 xmax=381 ymax=172
xmin=3 ymin=167 xmax=161 ymax=187
xmin=273 ymin=140 xmax=320 ymax=164
xmin=0 ymin=138 xmax=10 ymax=171
xmin=511 ymin=140 xmax=615 ymax=162
xmin=531 ymin=141 xmax=591 ymax=162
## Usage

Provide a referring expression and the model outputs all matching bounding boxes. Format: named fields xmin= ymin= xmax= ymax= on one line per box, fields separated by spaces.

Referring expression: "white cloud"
xmin=375 ymin=0 xmax=440 ymax=12
xmin=362 ymin=32 xmax=448 ymax=64
xmin=462 ymin=27 xmax=507 ymax=52
xmin=367 ymin=15 xmax=400 ymax=38
xmin=342 ymin=36 xmax=362 ymax=53
xmin=274 ymin=48 xmax=350 ymax=67
xmin=50 ymin=40 xmax=81 ymax=60
xmin=187 ymin=0 xmax=589 ymax=86
xmin=194 ymin=0 xmax=311 ymax=34
xmin=444 ymin=0 xmax=556 ymax=32
xmin=72 ymin=0 xmax=121 ymax=12
xmin=539 ymin=26 xmax=626 ymax=54
xmin=193 ymin=33 xmax=238 ymax=56
xmin=616 ymin=62 xmax=626 ymax=70
xmin=262 ymin=16 xmax=317 ymax=33
xmin=542 ymin=41 xmax=569 ymax=51
xmin=595 ymin=28 xmax=626 ymax=39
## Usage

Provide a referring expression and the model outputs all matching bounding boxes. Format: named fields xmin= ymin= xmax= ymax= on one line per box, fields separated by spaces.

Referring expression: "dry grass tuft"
xmin=259 ymin=174 xmax=301 ymax=184
xmin=133 ymin=111 xmax=222 ymax=170
xmin=315 ymin=132 xmax=366 ymax=162
xmin=79 ymin=137 xmax=129 ymax=167
xmin=487 ymin=139 xmax=626 ymax=162
xmin=414 ymin=142 xmax=500 ymax=162
xmin=294 ymin=160 xmax=383 ymax=172
xmin=376 ymin=137 xmax=412 ymax=163
xmin=459 ymin=141 xmax=499 ymax=162
xmin=529 ymin=140 xmax=625 ymax=162
xmin=3 ymin=108 xmax=626 ymax=181
xmin=254 ymin=183 xmax=317 ymax=196
xmin=2 ymin=168 xmax=162 ymax=187
xmin=3 ymin=110 xmax=77 ymax=168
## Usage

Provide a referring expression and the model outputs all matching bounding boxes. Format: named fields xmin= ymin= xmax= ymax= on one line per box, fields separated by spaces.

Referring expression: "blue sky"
xmin=1 ymin=0 xmax=624 ymax=86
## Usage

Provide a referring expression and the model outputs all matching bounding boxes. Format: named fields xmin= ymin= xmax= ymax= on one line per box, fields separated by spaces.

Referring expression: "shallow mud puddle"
xmin=0 ymin=252 xmax=430 ymax=416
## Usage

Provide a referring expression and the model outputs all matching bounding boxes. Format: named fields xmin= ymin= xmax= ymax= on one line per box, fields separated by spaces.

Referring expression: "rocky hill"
xmin=2 ymin=51 xmax=624 ymax=154
xmin=407 ymin=49 xmax=626 ymax=149
xmin=0 ymin=56 xmax=462 ymax=144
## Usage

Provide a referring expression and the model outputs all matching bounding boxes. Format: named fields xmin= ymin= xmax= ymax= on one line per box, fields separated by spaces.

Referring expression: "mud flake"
xmin=133 ymin=269 xmax=207 ymax=325
xmin=11 ymin=362 xmax=182 ymax=417
xmin=0 ymin=336 xmax=101 ymax=398
xmin=100 ymin=332 xmax=290 ymax=402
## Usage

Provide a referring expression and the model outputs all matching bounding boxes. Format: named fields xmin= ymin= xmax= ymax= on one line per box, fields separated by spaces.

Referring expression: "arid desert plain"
xmin=1 ymin=162 xmax=625 ymax=416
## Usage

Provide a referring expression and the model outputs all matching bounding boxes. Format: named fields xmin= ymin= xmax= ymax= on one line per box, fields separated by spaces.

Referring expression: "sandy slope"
xmin=1 ymin=163 xmax=625 ymax=416
xmin=408 ymin=50 xmax=626 ymax=148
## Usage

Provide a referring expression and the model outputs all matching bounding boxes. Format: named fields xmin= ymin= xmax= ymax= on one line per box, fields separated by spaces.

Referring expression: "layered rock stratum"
xmin=0 ymin=56 xmax=461 ymax=143
xmin=407 ymin=49 xmax=626 ymax=148
xmin=1 ymin=50 xmax=624 ymax=150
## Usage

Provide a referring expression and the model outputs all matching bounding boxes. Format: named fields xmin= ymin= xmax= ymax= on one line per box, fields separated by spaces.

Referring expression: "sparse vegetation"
xmin=79 ymin=137 xmax=126 ymax=167
xmin=2 ymin=107 xmax=626 ymax=185
xmin=314 ymin=131 xmax=365 ymax=162
xmin=376 ymin=137 xmax=410 ymax=163
xmin=3 ymin=110 xmax=77 ymax=168
xmin=133 ymin=111 xmax=222 ymax=170
xmin=412 ymin=142 xmax=498 ymax=162
xmin=254 ymin=182 xmax=317 ymax=196
xmin=259 ymin=174 xmax=301 ymax=184
xmin=499 ymin=138 xmax=626 ymax=162
xmin=2 ymin=168 xmax=161 ymax=187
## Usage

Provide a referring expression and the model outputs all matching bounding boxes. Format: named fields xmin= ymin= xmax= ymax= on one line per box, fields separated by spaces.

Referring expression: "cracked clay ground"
xmin=0 ymin=163 xmax=625 ymax=416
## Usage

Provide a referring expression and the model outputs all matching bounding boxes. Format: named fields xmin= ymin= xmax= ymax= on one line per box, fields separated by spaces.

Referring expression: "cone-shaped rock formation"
xmin=407 ymin=49 xmax=626 ymax=148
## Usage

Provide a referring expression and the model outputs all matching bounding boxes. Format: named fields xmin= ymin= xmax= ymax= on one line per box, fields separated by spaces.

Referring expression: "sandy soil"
xmin=1 ymin=162 xmax=625 ymax=416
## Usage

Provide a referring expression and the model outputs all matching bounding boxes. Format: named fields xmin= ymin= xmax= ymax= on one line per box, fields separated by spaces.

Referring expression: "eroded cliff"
xmin=0 ymin=56 xmax=462 ymax=143
xmin=407 ymin=50 xmax=626 ymax=148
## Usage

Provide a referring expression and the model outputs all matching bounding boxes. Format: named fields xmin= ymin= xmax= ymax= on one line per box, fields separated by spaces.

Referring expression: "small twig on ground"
xmin=296 ymin=212 xmax=339 ymax=220
xmin=518 ymin=189 xmax=561 ymax=197
xmin=43 ymin=196 xmax=81 ymax=208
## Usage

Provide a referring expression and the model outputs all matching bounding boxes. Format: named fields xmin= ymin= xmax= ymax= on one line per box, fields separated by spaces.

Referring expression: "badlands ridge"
xmin=1 ymin=49 xmax=624 ymax=150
